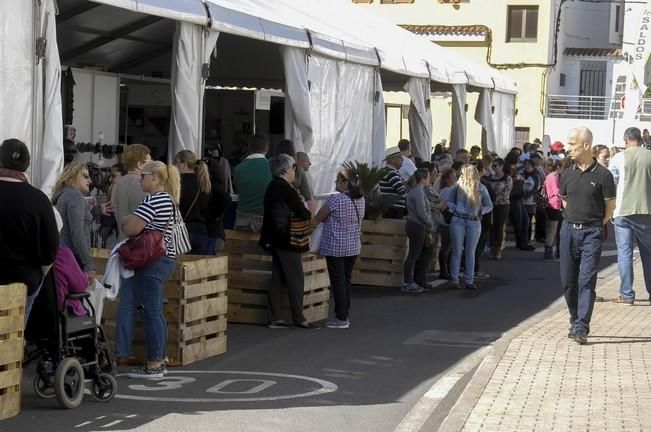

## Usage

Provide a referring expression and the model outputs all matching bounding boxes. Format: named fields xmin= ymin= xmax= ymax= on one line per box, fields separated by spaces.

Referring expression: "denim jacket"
xmin=446 ymin=183 xmax=493 ymax=219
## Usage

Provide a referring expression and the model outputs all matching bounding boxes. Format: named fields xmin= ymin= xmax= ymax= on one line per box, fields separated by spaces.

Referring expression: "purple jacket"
xmin=54 ymin=246 xmax=88 ymax=316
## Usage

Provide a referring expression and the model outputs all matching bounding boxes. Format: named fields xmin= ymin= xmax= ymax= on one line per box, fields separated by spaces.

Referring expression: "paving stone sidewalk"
xmin=452 ymin=260 xmax=651 ymax=432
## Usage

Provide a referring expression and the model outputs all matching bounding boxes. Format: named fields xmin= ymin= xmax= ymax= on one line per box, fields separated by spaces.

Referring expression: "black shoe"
xmin=567 ymin=327 xmax=575 ymax=338
xmin=465 ymin=283 xmax=477 ymax=290
xmin=520 ymin=244 xmax=536 ymax=252
xmin=439 ymin=272 xmax=451 ymax=280
xmin=574 ymin=330 xmax=588 ymax=345
xmin=449 ymin=282 xmax=461 ymax=290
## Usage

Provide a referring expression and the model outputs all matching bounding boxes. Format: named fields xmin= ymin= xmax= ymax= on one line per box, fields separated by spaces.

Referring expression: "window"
xmin=507 ymin=6 xmax=538 ymax=42
xmin=380 ymin=0 xmax=414 ymax=4
xmin=615 ymin=5 xmax=621 ymax=33
xmin=515 ymin=127 xmax=530 ymax=148
xmin=560 ymin=73 xmax=566 ymax=87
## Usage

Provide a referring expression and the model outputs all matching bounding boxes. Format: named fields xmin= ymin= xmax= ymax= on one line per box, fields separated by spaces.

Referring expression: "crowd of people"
xmin=0 ymin=122 xmax=649 ymax=381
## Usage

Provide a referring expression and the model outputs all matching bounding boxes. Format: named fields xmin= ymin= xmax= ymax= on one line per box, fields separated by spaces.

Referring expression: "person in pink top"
xmin=52 ymin=207 xmax=89 ymax=316
xmin=544 ymin=159 xmax=565 ymax=261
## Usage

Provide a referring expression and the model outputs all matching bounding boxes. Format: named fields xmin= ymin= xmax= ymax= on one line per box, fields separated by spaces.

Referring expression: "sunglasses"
xmin=336 ymin=174 xmax=350 ymax=183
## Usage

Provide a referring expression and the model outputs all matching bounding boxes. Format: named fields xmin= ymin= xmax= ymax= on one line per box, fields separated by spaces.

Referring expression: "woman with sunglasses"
xmin=313 ymin=168 xmax=365 ymax=329
xmin=52 ymin=162 xmax=96 ymax=284
xmin=121 ymin=161 xmax=181 ymax=378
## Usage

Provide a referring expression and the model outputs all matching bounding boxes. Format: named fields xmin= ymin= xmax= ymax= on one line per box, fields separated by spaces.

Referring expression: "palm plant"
xmin=342 ymin=161 xmax=398 ymax=220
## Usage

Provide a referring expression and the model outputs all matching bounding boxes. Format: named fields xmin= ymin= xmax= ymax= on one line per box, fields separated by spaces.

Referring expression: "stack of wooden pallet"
xmin=0 ymin=284 xmax=26 ymax=420
xmin=223 ymin=230 xmax=330 ymax=324
xmin=92 ymin=250 xmax=228 ymax=366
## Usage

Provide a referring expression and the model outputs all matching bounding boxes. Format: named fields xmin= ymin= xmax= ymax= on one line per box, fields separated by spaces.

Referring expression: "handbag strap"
xmin=183 ymin=190 xmax=201 ymax=220
xmin=347 ymin=194 xmax=361 ymax=224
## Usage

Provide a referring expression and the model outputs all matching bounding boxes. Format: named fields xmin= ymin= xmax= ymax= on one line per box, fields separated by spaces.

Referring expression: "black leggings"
xmin=491 ymin=205 xmax=510 ymax=251
xmin=404 ymin=221 xmax=433 ymax=286
xmin=438 ymin=226 xmax=451 ymax=277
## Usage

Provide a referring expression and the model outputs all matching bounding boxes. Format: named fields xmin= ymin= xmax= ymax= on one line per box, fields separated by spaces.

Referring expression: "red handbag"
xmin=118 ymin=230 xmax=166 ymax=270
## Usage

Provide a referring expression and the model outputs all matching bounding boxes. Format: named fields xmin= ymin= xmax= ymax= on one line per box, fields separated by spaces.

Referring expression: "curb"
xmin=435 ymin=260 xmax=620 ymax=432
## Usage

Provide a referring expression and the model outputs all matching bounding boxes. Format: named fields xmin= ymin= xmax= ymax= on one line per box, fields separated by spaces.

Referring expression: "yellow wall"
xmin=354 ymin=0 xmax=554 ymax=146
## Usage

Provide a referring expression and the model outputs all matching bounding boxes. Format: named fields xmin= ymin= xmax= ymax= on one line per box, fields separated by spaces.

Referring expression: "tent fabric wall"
xmin=474 ymin=88 xmax=496 ymax=155
xmin=33 ymin=0 xmax=64 ymax=196
xmin=372 ymin=69 xmax=386 ymax=166
xmin=308 ymin=54 xmax=374 ymax=196
xmin=450 ymin=84 xmax=467 ymax=153
xmin=492 ymin=92 xmax=515 ymax=157
xmin=280 ymin=46 xmax=313 ymax=154
xmin=405 ymin=78 xmax=433 ymax=161
xmin=169 ymin=23 xmax=219 ymax=160
xmin=0 ymin=1 xmax=33 ymax=162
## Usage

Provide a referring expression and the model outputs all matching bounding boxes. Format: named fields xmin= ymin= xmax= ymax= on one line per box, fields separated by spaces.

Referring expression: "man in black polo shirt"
xmin=560 ymin=127 xmax=616 ymax=345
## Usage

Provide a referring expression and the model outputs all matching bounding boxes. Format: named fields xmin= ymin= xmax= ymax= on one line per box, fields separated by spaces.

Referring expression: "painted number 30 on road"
xmin=115 ymin=370 xmax=338 ymax=403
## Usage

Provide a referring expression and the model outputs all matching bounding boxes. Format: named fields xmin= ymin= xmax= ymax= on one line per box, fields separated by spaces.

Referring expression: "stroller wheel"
xmin=33 ymin=375 xmax=55 ymax=399
xmin=54 ymin=357 xmax=85 ymax=409
xmin=91 ymin=372 xmax=117 ymax=402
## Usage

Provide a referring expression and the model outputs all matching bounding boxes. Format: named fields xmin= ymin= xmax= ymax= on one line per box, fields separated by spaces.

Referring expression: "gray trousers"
xmin=269 ymin=248 xmax=306 ymax=324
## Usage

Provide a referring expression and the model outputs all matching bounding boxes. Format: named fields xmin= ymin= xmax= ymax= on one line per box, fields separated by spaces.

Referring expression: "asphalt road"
xmin=3 ymin=238 xmax=619 ymax=432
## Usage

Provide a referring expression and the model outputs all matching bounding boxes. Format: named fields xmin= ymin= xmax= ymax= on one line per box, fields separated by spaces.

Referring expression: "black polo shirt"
xmin=560 ymin=159 xmax=616 ymax=224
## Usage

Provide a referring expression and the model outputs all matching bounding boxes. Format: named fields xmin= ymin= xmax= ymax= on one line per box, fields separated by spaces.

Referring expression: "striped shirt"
xmin=133 ymin=192 xmax=176 ymax=258
xmin=379 ymin=167 xmax=406 ymax=209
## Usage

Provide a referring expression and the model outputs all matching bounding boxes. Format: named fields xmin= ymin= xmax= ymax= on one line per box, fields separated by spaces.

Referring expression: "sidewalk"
xmin=441 ymin=259 xmax=651 ymax=432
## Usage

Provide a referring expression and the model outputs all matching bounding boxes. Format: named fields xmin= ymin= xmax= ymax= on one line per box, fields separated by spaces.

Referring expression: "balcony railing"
xmin=546 ymin=95 xmax=621 ymax=120
xmin=546 ymin=95 xmax=651 ymax=121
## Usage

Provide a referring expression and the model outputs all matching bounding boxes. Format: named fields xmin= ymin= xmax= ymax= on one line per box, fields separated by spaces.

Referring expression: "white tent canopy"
xmin=90 ymin=0 xmax=516 ymax=92
xmin=1 ymin=0 xmax=518 ymax=195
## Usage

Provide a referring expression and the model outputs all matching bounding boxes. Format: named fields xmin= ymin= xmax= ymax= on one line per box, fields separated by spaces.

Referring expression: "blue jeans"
xmin=614 ymin=215 xmax=651 ymax=300
xmin=450 ymin=217 xmax=481 ymax=284
xmin=115 ymin=275 xmax=144 ymax=358
xmin=132 ymin=256 xmax=175 ymax=362
xmin=560 ymin=222 xmax=603 ymax=333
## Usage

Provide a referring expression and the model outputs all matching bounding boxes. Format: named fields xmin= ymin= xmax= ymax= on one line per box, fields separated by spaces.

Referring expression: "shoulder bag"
xmin=172 ymin=202 xmax=192 ymax=255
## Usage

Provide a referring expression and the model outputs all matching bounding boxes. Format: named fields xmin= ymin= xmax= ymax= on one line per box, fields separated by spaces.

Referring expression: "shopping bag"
xmin=309 ymin=224 xmax=324 ymax=254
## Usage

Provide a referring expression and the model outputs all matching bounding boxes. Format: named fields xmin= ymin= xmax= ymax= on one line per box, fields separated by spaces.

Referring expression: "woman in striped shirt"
xmin=121 ymin=161 xmax=180 ymax=378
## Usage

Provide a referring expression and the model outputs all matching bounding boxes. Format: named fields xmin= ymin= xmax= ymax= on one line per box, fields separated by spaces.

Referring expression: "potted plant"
xmin=342 ymin=161 xmax=398 ymax=221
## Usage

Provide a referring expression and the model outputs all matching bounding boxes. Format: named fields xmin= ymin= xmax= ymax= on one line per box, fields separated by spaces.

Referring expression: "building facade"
xmin=353 ymin=0 xmax=631 ymax=151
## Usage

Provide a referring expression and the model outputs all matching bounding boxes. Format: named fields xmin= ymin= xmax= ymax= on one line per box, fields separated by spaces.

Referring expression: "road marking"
xmin=75 ymin=421 xmax=92 ymax=428
xmin=95 ymin=416 xmax=106 ymax=420
xmin=206 ymin=379 xmax=277 ymax=394
xmin=393 ymin=346 xmax=491 ymax=432
xmin=114 ymin=370 xmax=338 ymax=403
xmin=125 ymin=414 xmax=137 ymax=418
xmin=101 ymin=420 xmax=123 ymax=428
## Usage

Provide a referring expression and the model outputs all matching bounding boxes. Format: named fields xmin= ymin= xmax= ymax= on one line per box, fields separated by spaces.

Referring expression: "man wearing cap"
xmin=609 ymin=127 xmax=651 ymax=306
xmin=380 ymin=147 xmax=407 ymax=219
xmin=560 ymin=127 xmax=616 ymax=345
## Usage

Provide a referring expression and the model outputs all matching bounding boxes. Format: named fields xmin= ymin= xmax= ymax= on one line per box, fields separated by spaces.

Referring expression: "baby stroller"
xmin=24 ymin=270 xmax=117 ymax=409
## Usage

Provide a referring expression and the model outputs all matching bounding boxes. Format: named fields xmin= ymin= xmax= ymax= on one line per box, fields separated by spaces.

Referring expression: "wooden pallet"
xmin=223 ymin=230 xmax=330 ymax=324
xmin=93 ymin=251 xmax=228 ymax=366
xmin=352 ymin=219 xmax=408 ymax=287
xmin=0 ymin=284 xmax=26 ymax=420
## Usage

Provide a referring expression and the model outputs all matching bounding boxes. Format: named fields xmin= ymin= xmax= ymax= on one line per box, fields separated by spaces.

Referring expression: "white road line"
xmin=75 ymin=421 xmax=92 ymax=428
xmin=393 ymin=346 xmax=491 ymax=432
xmin=125 ymin=414 xmax=137 ymax=418
xmin=101 ymin=420 xmax=123 ymax=428
xmin=95 ymin=416 xmax=106 ymax=420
